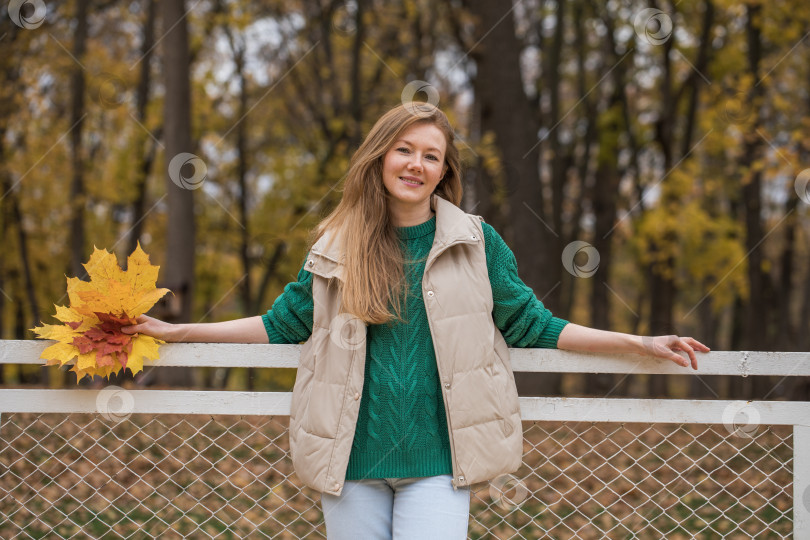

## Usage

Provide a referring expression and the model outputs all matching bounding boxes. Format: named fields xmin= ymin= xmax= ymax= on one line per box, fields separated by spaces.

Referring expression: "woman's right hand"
xmin=121 ymin=314 xmax=177 ymax=342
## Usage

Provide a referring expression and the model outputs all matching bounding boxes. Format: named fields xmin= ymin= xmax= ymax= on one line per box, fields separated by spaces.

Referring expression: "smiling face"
xmin=381 ymin=122 xmax=448 ymax=227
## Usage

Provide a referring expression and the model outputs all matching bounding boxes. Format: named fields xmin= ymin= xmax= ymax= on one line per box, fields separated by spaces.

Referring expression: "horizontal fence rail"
xmin=1 ymin=340 xmax=808 ymax=539
xmin=0 ymin=389 xmax=809 ymax=426
xmin=3 ymin=340 xmax=810 ymax=375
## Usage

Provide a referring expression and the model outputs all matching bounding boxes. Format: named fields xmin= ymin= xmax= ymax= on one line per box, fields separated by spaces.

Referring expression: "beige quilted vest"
xmin=290 ymin=194 xmax=522 ymax=495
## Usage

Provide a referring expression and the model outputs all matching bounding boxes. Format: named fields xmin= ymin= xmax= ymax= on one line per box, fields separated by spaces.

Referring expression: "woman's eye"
xmin=426 ymin=154 xmax=439 ymax=161
xmin=397 ymin=147 xmax=410 ymax=153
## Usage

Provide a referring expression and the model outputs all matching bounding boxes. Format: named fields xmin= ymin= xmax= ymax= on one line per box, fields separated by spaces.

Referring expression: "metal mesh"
xmin=470 ymin=422 xmax=792 ymax=539
xmin=0 ymin=414 xmax=793 ymax=539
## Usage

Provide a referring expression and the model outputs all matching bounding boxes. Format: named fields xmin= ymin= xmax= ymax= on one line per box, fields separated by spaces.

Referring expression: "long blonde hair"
xmin=311 ymin=103 xmax=463 ymax=324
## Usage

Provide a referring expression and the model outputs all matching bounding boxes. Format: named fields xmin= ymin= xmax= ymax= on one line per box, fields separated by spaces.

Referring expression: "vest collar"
xmin=431 ymin=193 xmax=480 ymax=247
xmin=310 ymin=193 xmax=478 ymax=266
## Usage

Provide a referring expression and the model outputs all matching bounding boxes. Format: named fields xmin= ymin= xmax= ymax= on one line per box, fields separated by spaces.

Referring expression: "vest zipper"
xmin=422 ymin=234 xmax=481 ymax=490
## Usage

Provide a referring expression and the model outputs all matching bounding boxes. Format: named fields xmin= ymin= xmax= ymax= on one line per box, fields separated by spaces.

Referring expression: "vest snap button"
xmin=307 ymin=260 xmax=314 ymax=266
xmin=427 ymin=290 xmax=434 ymax=297
xmin=471 ymin=235 xmax=477 ymax=240
xmin=458 ymin=475 xmax=465 ymax=482
xmin=354 ymin=392 xmax=360 ymax=400
xmin=444 ymin=382 xmax=450 ymax=389
xmin=334 ymin=483 xmax=340 ymax=491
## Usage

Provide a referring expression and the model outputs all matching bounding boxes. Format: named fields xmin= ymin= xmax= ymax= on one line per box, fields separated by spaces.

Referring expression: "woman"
xmin=123 ymin=103 xmax=709 ymax=539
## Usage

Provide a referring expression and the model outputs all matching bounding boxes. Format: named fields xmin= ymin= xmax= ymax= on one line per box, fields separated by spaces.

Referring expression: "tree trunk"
xmin=728 ymin=294 xmax=750 ymax=398
xmin=127 ymin=0 xmax=158 ymax=257
xmin=798 ymin=62 xmax=810 ymax=355
xmin=468 ymin=0 xmax=561 ymax=396
xmin=233 ymin=43 xmax=251 ymax=316
xmin=646 ymin=2 xmax=677 ymax=398
xmin=0 ymin=244 xmax=4 ymax=344
xmin=596 ymin=0 xmax=643 ymax=397
xmin=691 ymin=282 xmax=720 ymax=398
xmin=160 ymin=0 xmax=195 ymax=386
xmin=788 ymin=43 xmax=810 ymax=399
xmin=0 ymin=131 xmax=41 ymax=340
xmin=252 ymin=240 xmax=288 ymax=316
xmin=740 ymin=3 xmax=773 ymax=399
xmin=679 ymin=1 xmax=714 ymax=158
xmin=0 ymin=134 xmax=10 ymax=346
xmin=69 ymin=0 xmax=89 ymax=279
xmin=348 ymin=0 xmax=366 ymax=148
xmin=0 ymin=24 xmax=40 ymax=379
xmin=647 ymin=257 xmax=675 ymax=398
xmin=645 ymin=0 xmax=715 ymax=397
xmin=586 ymin=102 xmax=620 ymax=396
xmin=545 ymin=0 xmax=566 ymax=314
xmin=799 ymin=264 xmax=810 ymax=352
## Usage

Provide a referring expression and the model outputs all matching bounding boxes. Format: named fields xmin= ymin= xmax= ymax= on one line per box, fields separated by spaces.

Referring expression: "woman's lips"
xmin=400 ymin=176 xmax=423 ymax=186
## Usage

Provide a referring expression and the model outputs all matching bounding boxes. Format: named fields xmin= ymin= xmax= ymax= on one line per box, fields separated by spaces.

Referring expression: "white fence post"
xmin=795 ymin=425 xmax=810 ymax=536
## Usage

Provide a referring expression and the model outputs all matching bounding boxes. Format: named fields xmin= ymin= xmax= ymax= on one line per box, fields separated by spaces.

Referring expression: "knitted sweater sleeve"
xmin=482 ymin=222 xmax=569 ymax=348
xmin=260 ymin=256 xmax=314 ymax=344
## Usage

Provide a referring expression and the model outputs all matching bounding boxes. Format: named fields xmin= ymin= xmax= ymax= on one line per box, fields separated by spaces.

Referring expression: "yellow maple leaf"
xmin=40 ymin=341 xmax=80 ymax=365
xmin=126 ymin=244 xmax=161 ymax=295
xmin=53 ymin=305 xmax=82 ymax=324
xmin=127 ymin=335 xmax=162 ymax=374
xmin=34 ymin=324 xmax=83 ymax=342
xmin=31 ymin=243 xmax=171 ymax=382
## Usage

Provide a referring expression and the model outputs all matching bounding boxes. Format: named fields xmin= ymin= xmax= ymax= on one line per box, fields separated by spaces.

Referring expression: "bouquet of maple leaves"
xmin=31 ymin=244 xmax=170 ymax=381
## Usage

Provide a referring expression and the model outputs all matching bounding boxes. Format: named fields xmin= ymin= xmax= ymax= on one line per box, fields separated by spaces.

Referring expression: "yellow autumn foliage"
xmin=31 ymin=243 xmax=170 ymax=381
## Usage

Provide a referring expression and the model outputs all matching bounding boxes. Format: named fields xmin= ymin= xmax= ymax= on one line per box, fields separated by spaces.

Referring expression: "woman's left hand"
xmin=642 ymin=335 xmax=710 ymax=370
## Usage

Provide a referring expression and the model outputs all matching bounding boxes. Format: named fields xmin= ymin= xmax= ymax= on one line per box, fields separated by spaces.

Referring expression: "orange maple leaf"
xmin=31 ymin=243 xmax=171 ymax=381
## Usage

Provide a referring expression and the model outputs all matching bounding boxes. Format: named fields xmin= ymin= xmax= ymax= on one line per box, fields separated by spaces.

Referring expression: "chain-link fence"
xmin=0 ymin=413 xmax=793 ymax=539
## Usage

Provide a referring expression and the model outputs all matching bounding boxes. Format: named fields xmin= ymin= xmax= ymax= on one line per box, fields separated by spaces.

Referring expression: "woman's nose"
xmin=407 ymin=154 xmax=422 ymax=171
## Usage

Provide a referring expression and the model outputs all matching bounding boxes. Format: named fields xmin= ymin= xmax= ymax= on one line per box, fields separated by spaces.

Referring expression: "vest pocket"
xmin=302 ymin=379 xmax=346 ymax=438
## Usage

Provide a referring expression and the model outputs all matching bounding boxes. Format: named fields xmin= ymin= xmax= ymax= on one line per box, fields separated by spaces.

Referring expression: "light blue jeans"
xmin=320 ymin=475 xmax=471 ymax=539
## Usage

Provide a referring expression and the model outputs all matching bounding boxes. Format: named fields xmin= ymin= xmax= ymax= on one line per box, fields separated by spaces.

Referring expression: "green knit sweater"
xmin=261 ymin=216 xmax=569 ymax=480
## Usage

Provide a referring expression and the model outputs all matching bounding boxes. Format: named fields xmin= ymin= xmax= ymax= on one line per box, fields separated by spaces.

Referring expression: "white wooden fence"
xmin=1 ymin=340 xmax=808 ymax=538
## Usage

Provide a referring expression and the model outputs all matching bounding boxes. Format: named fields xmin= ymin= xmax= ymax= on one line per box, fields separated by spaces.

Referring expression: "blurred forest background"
xmin=0 ymin=0 xmax=808 ymax=399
